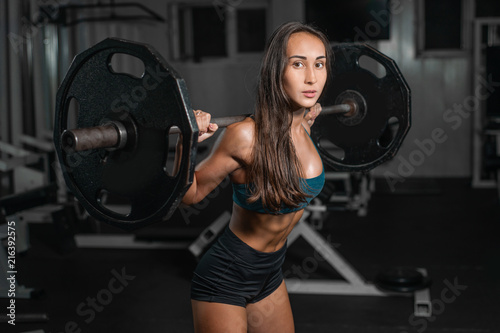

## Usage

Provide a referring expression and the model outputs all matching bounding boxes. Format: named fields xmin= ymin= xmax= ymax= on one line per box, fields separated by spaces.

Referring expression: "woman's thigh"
xmin=192 ymin=299 xmax=248 ymax=333
xmin=246 ymin=280 xmax=295 ymax=333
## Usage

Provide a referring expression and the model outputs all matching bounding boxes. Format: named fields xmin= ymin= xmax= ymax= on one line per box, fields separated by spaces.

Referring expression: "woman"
xmin=181 ymin=21 xmax=333 ymax=333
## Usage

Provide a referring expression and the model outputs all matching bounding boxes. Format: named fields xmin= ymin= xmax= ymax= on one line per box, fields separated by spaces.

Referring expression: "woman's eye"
xmin=293 ymin=62 xmax=304 ymax=68
xmin=315 ymin=62 xmax=325 ymax=69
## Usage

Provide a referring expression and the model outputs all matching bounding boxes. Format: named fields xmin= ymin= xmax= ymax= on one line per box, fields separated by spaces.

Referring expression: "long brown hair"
xmin=247 ymin=22 xmax=333 ymax=213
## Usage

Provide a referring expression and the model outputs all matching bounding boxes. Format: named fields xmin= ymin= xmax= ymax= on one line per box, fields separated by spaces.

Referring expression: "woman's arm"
xmin=180 ymin=115 xmax=252 ymax=205
xmin=171 ymin=110 xmax=218 ymax=178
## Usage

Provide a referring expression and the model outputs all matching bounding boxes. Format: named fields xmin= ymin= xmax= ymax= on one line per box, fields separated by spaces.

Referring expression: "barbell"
xmin=60 ymin=102 xmax=355 ymax=152
xmin=53 ymin=38 xmax=411 ymax=229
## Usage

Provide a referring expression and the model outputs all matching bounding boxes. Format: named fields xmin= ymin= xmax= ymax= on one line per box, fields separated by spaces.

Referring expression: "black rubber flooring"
xmin=1 ymin=178 xmax=499 ymax=333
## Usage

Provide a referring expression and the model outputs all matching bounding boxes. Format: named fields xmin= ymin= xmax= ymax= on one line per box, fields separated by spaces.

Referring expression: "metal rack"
xmin=472 ymin=18 xmax=500 ymax=189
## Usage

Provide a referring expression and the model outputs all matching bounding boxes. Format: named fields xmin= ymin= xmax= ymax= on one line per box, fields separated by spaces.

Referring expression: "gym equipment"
xmin=54 ymin=38 xmax=198 ymax=229
xmin=285 ymin=212 xmax=432 ymax=317
xmin=61 ymin=103 xmax=353 ymax=152
xmin=374 ymin=267 xmax=432 ymax=293
xmin=313 ymin=44 xmax=411 ymax=172
xmin=53 ymin=38 xmax=411 ymax=229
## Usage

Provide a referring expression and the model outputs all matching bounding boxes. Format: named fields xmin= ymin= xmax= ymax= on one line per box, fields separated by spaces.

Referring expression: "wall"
xmin=374 ymin=0 xmax=472 ymax=179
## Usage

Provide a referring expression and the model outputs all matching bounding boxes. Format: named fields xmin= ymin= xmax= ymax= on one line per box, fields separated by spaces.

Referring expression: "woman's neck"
xmin=291 ymin=107 xmax=306 ymax=133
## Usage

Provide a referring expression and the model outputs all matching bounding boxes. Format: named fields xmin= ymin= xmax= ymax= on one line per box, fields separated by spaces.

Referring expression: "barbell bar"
xmin=61 ymin=103 xmax=355 ymax=152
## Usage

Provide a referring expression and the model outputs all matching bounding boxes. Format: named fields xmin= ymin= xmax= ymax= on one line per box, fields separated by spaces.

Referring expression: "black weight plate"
xmin=376 ymin=267 xmax=424 ymax=286
xmin=374 ymin=267 xmax=432 ymax=293
xmin=375 ymin=278 xmax=432 ymax=293
xmin=313 ymin=43 xmax=411 ymax=172
xmin=54 ymin=38 xmax=198 ymax=230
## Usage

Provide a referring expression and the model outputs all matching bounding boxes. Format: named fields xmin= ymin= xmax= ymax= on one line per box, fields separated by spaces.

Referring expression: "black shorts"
xmin=191 ymin=226 xmax=287 ymax=307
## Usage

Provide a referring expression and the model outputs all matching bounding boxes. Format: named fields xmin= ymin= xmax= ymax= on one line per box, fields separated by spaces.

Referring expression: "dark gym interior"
xmin=1 ymin=1 xmax=500 ymax=332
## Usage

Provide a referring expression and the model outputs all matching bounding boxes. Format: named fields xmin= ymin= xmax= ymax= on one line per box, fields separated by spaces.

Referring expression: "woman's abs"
xmin=228 ymin=203 xmax=304 ymax=253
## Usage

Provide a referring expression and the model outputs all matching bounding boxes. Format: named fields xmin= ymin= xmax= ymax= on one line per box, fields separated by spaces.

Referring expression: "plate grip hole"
xmin=359 ymin=55 xmax=387 ymax=79
xmin=109 ymin=53 xmax=146 ymax=79
xmin=378 ymin=116 xmax=400 ymax=148
xmin=98 ymin=189 xmax=132 ymax=216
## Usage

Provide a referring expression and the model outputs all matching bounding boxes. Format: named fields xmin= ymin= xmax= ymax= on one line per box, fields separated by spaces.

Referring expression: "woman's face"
xmin=283 ymin=32 xmax=328 ymax=111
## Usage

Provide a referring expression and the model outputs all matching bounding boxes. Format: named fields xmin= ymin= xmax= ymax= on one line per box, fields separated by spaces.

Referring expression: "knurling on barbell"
xmin=53 ymin=38 xmax=411 ymax=229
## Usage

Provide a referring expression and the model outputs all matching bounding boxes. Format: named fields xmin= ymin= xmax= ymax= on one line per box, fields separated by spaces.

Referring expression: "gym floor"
xmin=2 ymin=177 xmax=500 ymax=333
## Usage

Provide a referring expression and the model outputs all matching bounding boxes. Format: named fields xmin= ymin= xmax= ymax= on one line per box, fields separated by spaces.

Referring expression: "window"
xmin=192 ymin=7 xmax=227 ymax=60
xmin=416 ymin=0 xmax=472 ymax=57
xmin=237 ymin=9 xmax=266 ymax=53
xmin=476 ymin=0 xmax=500 ymax=17
xmin=168 ymin=1 xmax=268 ymax=62
xmin=424 ymin=0 xmax=462 ymax=50
xmin=305 ymin=0 xmax=391 ymax=43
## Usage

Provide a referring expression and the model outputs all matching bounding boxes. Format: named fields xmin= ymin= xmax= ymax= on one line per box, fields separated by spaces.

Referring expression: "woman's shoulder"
xmin=225 ymin=116 xmax=255 ymax=145
xmin=209 ymin=118 xmax=255 ymax=160
xmin=219 ymin=116 xmax=255 ymax=160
